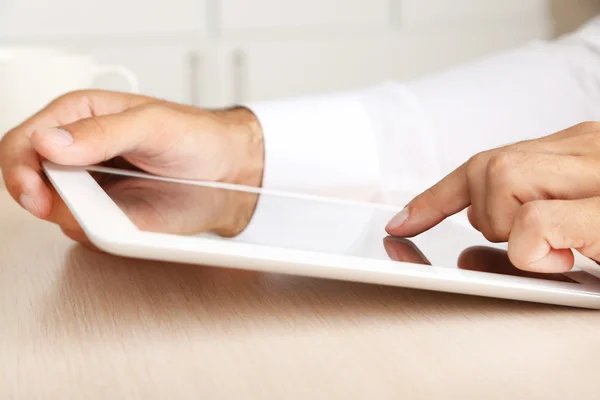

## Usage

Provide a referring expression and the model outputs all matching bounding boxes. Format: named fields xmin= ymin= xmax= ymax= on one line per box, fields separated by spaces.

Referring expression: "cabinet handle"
xmin=389 ymin=0 xmax=400 ymax=29
xmin=232 ymin=49 xmax=246 ymax=104
xmin=187 ymin=51 xmax=202 ymax=106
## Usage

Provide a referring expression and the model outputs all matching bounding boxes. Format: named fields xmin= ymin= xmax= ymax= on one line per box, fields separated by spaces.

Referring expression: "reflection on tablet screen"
xmin=90 ymin=169 xmax=579 ymax=285
xmin=384 ymin=237 xmax=577 ymax=283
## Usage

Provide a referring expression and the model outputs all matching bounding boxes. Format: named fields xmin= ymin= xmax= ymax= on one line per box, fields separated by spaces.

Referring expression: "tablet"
xmin=43 ymin=161 xmax=600 ymax=309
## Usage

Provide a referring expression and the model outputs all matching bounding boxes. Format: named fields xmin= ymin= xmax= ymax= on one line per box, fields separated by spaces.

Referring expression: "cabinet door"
xmin=78 ymin=44 xmax=219 ymax=108
xmin=219 ymin=0 xmax=390 ymax=31
xmin=398 ymin=0 xmax=549 ymax=26
xmin=220 ymin=29 xmax=549 ymax=104
xmin=221 ymin=37 xmax=399 ymax=104
xmin=0 ymin=0 xmax=205 ymax=36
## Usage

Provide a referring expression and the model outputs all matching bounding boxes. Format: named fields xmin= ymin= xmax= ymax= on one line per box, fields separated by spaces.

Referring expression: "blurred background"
xmin=0 ymin=0 xmax=599 ymax=108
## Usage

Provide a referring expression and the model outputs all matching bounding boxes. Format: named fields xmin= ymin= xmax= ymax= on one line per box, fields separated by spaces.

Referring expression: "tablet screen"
xmin=90 ymin=168 xmax=579 ymax=284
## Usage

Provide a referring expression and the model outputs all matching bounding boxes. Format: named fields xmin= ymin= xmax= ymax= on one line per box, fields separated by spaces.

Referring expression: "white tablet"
xmin=43 ymin=161 xmax=600 ymax=309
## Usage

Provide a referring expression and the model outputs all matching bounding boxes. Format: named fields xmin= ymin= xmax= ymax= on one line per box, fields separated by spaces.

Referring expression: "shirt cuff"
xmin=247 ymin=91 xmax=382 ymax=192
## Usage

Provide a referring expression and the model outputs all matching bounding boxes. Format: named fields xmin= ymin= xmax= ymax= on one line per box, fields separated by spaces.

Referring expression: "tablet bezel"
xmin=42 ymin=161 xmax=600 ymax=309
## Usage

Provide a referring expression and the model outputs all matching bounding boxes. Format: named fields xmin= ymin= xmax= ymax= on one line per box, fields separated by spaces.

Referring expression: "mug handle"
xmin=92 ymin=65 xmax=139 ymax=93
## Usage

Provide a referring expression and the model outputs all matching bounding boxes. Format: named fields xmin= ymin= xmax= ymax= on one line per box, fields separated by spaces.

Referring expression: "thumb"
xmin=508 ymin=198 xmax=600 ymax=273
xmin=30 ymin=104 xmax=188 ymax=166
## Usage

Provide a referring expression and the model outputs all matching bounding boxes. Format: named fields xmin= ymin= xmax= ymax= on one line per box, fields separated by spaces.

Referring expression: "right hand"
xmin=0 ymin=90 xmax=264 ymax=243
xmin=385 ymin=122 xmax=600 ymax=273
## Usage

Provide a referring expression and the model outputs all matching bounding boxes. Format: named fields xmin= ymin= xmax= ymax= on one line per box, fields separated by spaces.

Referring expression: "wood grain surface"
xmin=1 ymin=187 xmax=600 ymax=399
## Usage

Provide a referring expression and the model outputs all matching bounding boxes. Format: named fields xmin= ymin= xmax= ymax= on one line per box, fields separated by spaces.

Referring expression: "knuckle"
xmin=480 ymin=224 xmax=505 ymax=243
xmin=517 ymin=202 xmax=545 ymax=234
xmin=417 ymin=185 xmax=452 ymax=218
xmin=2 ymin=167 xmax=24 ymax=202
xmin=582 ymin=234 xmax=600 ymax=260
xmin=470 ymin=202 xmax=506 ymax=243
xmin=483 ymin=233 xmax=503 ymax=244
xmin=423 ymin=186 xmax=439 ymax=203
xmin=570 ymin=199 xmax=600 ymax=250
xmin=467 ymin=206 xmax=479 ymax=228
xmin=566 ymin=122 xmax=600 ymax=149
xmin=484 ymin=208 xmax=511 ymax=242
xmin=465 ymin=152 xmax=489 ymax=181
xmin=50 ymin=89 xmax=93 ymax=107
xmin=487 ymin=152 xmax=514 ymax=174
xmin=69 ymin=116 xmax=113 ymax=161
xmin=575 ymin=121 xmax=600 ymax=133
xmin=63 ymin=89 xmax=92 ymax=100
xmin=486 ymin=153 xmax=513 ymax=179
xmin=0 ymin=136 xmax=11 ymax=164
xmin=78 ymin=116 xmax=110 ymax=139
xmin=135 ymin=104 xmax=181 ymax=136
xmin=136 ymin=103 xmax=172 ymax=119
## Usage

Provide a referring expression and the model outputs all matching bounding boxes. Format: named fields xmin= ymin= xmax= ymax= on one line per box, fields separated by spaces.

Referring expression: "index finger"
xmin=385 ymin=163 xmax=471 ymax=237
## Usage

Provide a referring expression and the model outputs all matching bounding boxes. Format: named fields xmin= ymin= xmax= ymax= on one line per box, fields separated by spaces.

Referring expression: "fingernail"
xmin=386 ymin=207 xmax=410 ymax=231
xmin=36 ymin=128 xmax=73 ymax=147
xmin=19 ymin=193 xmax=39 ymax=216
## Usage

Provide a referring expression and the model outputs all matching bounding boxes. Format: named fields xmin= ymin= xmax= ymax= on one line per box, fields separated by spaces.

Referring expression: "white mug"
xmin=0 ymin=46 xmax=139 ymax=135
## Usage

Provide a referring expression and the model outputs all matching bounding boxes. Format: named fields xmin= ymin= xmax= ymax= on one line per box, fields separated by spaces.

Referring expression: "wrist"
xmin=211 ymin=106 xmax=264 ymax=236
xmin=215 ymin=106 xmax=265 ymax=188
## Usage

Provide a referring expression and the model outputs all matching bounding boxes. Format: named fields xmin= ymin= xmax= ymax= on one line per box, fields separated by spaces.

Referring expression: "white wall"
xmin=0 ymin=0 xmax=595 ymax=107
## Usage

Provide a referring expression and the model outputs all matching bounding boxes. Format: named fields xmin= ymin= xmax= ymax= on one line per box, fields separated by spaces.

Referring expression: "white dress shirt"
xmin=237 ymin=16 xmax=600 ymax=245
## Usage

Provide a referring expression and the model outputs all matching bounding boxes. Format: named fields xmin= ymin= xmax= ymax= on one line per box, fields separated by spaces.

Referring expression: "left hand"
xmin=0 ymin=90 xmax=264 ymax=245
xmin=385 ymin=121 xmax=600 ymax=273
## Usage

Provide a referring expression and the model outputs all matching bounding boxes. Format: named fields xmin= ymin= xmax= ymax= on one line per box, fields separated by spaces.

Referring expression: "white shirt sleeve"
xmin=236 ymin=16 xmax=600 ymax=242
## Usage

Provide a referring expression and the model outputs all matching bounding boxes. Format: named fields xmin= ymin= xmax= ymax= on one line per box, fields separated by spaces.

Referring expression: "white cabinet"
xmin=218 ymin=27 xmax=551 ymax=104
xmin=0 ymin=0 xmax=206 ymax=36
xmin=219 ymin=0 xmax=390 ymax=31
xmin=80 ymin=44 xmax=216 ymax=107
xmin=398 ymin=0 xmax=550 ymax=26
xmin=219 ymin=36 xmax=399 ymax=104
xmin=0 ymin=0 xmax=561 ymax=109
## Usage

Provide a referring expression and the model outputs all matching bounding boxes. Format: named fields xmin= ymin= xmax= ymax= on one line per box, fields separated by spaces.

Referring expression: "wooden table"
xmin=2 ymin=187 xmax=600 ymax=399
